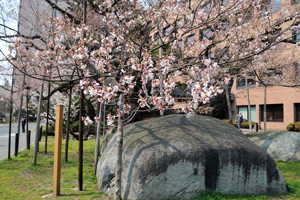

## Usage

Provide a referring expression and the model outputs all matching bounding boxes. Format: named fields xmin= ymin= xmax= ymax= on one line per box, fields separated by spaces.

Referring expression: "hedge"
xmin=286 ymin=122 xmax=300 ymax=131
xmin=222 ymin=119 xmax=256 ymax=129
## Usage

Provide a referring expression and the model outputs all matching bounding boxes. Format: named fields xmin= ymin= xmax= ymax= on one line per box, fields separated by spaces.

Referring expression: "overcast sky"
xmin=0 ymin=0 xmax=19 ymax=85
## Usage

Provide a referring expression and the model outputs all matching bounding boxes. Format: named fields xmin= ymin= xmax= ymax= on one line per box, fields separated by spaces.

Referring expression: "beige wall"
xmin=231 ymin=77 xmax=300 ymax=130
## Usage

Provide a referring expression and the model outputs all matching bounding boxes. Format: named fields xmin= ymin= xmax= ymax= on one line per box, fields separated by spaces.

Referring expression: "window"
xmin=237 ymin=78 xmax=254 ymax=87
xmin=200 ymin=28 xmax=212 ymax=40
xmin=222 ymin=0 xmax=229 ymax=5
xmin=187 ymin=34 xmax=195 ymax=44
xmin=260 ymin=104 xmax=283 ymax=122
xmin=295 ymin=103 xmax=300 ymax=121
xmin=262 ymin=0 xmax=281 ymax=14
xmin=203 ymin=1 xmax=211 ymax=13
xmin=292 ymin=0 xmax=300 ymax=4
xmin=163 ymin=26 xmax=171 ymax=37
xmin=238 ymin=106 xmax=256 ymax=122
xmin=221 ymin=21 xmax=229 ymax=33
xmin=177 ymin=0 xmax=187 ymax=8
xmin=293 ymin=29 xmax=300 ymax=41
xmin=178 ymin=40 xmax=183 ymax=49
xmin=178 ymin=18 xmax=184 ymax=26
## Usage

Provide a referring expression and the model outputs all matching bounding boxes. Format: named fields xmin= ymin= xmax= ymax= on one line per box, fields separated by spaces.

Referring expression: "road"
xmin=0 ymin=123 xmax=38 ymax=160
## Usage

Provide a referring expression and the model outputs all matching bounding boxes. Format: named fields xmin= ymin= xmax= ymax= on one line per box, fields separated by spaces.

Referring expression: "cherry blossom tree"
xmin=1 ymin=0 xmax=300 ymax=198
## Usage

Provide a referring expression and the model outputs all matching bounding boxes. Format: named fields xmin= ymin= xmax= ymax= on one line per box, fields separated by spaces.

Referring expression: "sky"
xmin=0 ymin=0 xmax=19 ymax=85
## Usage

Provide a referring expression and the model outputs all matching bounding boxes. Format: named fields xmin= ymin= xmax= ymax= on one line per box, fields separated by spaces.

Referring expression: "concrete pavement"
xmin=0 ymin=123 xmax=37 ymax=160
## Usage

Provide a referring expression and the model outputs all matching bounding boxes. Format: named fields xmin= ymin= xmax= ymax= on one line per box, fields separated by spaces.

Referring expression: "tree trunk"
xmin=94 ymin=101 xmax=103 ymax=175
xmin=65 ymin=83 xmax=72 ymax=162
xmin=26 ymin=88 xmax=29 ymax=150
xmin=17 ymin=75 xmax=26 ymax=135
xmin=225 ymin=83 xmax=232 ymax=124
xmin=45 ymin=81 xmax=50 ymax=154
xmin=264 ymin=86 xmax=267 ymax=131
xmin=78 ymin=0 xmax=87 ymax=191
xmin=33 ymin=80 xmax=44 ymax=164
xmin=78 ymin=87 xmax=84 ymax=191
xmin=8 ymin=68 xmax=15 ymax=159
xmin=246 ymin=77 xmax=252 ymax=133
xmin=15 ymin=75 xmax=25 ymax=156
xmin=115 ymin=94 xmax=124 ymax=200
xmin=158 ymin=16 xmax=164 ymax=116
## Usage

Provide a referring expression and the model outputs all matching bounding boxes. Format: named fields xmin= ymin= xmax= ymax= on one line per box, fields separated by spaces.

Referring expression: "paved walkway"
xmin=0 ymin=123 xmax=38 ymax=161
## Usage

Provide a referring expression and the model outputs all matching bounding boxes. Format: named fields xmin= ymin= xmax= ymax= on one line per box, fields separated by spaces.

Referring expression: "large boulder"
xmin=248 ymin=131 xmax=300 ymax=162
xmin=97 ymin=114 xmax=289 ymax=200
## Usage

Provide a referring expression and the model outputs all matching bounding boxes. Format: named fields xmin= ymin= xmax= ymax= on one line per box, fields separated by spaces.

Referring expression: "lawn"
xmin=0 ymin=136 xmax=300 ymax=199
xmin=0 ymin=136 xmax=110 ymax=199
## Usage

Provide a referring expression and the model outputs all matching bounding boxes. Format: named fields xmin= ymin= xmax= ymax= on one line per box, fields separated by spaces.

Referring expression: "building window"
xmin=187 ymin=34 xmax=195 ymax=45
xmin=292 ymin=0 xmax=300 ymax=4
xmin=200 ymin=28 xmax=212 ymax=40
xmin=178 ymin=18 xmax=184 ymax=26
xmin=237 ymin=78 xmax=254 ymax=88
xmin=260 ymin=104 xmax=283 ymax=122
xmin=203 ymin=1 xmax=211 ymax=13
xmin=163 ymin=26 xmax=171 ymax=37
xmin=238 ymin=106 xmax=256 ymax=122
xmin=295 ymin=103 xmax=300 ymax=121
xmin=293 ymin=29 xmax=300 ymax=41
xmin=178 ymin=40 xmax=183 ymax=49
xmin=177 ymin=0 xmax=188 ymax=8
xmin=222 ymin=0 xmax=229 ymax=5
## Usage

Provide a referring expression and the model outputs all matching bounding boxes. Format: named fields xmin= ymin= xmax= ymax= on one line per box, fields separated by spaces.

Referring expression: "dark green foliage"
xmin=286 ymin=122 xmax=300 ymax=131
xmin=222 ymin=119 xmax=256 ymax=129
xmin=13 ymin=108 xmax=37 ymax=122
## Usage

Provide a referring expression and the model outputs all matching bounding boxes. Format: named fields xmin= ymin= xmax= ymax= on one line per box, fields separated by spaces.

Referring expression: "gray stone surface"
xmin=97 ymin=114 xmax=289 ymax=200
xmin=248 ymin=131 xmax=300 ymax=162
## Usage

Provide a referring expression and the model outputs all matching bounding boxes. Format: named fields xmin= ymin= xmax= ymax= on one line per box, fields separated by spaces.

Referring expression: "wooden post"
xmin=53 ymin=105 xmax=64 ymax=196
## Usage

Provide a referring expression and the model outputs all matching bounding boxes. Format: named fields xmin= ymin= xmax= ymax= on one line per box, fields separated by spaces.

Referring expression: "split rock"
xmin=97 ymin=114 xmax=289 ymax=200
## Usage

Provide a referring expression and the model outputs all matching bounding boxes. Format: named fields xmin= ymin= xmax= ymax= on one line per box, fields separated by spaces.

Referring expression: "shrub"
xmin=222 ymin=119 xmax=256 ymax=129
xmin=41 ymin=125 xmax=55 ymax=136
xmin=286 ymin=122 xmax=300 ymax=131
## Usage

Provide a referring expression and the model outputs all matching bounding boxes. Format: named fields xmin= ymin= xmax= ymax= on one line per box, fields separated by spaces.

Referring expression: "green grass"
xmin=1 ymin=137 xmax=300 ymax=199
xmin=0 ymin=136 xmax=107 ymax=199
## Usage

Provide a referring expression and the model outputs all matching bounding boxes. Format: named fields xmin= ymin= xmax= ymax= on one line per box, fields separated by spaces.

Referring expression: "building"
xmin=147 ymin=0 xmax=300 ymax=130
xmin=228 ymin=0 xmax=300 ymax=130
xmin=230 ymin=76 xmax=300 ymax=130
xmin=0 ymin=86 xmax=11 ymax=121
